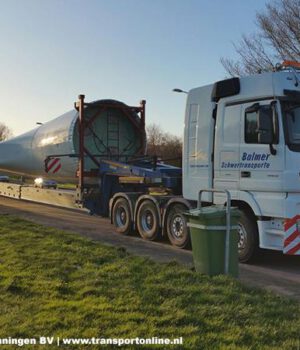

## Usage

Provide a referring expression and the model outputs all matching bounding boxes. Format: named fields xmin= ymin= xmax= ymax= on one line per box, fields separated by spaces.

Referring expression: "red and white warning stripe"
xmin=46 ymin=158 xmax=62 ymax=174
xmin=284 ymin=215 xmax=300 ymax=255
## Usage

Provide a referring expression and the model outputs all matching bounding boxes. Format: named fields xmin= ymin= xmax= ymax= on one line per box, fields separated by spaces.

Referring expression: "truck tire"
xmin=112 ymin=198 xmax=132 ymax=235
xmin=237 ymin=210 xmax=259 ymax=263
xmin=166 ymin=204 xmax=190 ymax=248
xmin=136 ymin=200 xmax=160 ymax=241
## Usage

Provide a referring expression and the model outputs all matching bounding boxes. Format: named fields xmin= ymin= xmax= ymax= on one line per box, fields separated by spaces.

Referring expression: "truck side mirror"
xmin=257 ymin=109 xmax=273 ymax=144
xmin=257 ymin=106 xmax=277 ymax=155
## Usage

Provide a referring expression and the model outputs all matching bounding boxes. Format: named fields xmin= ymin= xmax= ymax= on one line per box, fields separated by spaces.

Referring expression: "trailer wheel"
xmin=238 ymin=210 xmax=259 ymax=263
xmin=136 ymin=200 xmax=160 ymax=241
xmin=166 ymin=204 xmax=190 ymax=248
xmin=112 ymin=198 xmax=132 ymax=235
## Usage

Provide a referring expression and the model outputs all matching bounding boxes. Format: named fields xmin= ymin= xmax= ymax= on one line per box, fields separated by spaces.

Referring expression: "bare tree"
xmin=146 ymin=123 xmax=164 ymax=156
xmin=222 ymin=0 xmax=300 ymax=76
xmin=146 ymin=123 xmax=182 ymax=166
xmin=0 ymin=123 xmax=12 ymax=141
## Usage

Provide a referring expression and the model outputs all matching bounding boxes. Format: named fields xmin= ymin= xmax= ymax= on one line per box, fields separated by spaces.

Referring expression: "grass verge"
xmin=0 ymin=214 xmax=299 ymax=349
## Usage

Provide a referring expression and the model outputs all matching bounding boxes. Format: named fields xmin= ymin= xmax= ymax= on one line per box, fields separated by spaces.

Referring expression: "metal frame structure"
xmin=74 ymin=95 xmax=146 ymax=198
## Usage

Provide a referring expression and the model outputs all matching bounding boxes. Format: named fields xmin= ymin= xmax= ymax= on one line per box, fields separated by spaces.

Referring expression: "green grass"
xmin=0 ymin=215 xmax=299 ymax=349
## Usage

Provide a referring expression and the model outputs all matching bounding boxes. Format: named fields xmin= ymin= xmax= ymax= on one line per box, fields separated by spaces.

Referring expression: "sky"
xmin=0 ymin=0 xmax=268 ymax=137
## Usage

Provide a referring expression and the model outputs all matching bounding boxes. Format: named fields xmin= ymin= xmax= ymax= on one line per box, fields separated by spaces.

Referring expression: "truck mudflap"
xmin=283 ymin=215 xmax=300 ymax=255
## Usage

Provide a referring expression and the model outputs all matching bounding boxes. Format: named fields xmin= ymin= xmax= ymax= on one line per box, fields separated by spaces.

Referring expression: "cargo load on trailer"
xmin=0 ymin=99 xmax=146 ymax=183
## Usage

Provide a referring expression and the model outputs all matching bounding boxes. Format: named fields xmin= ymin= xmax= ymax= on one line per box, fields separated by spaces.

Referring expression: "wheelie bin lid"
xmin=184 ymin=206 xmax=240 ymax=219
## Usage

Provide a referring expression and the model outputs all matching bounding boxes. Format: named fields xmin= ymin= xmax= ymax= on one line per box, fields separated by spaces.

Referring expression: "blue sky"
xmin=0 ymin=0 xmax=267 ymax=137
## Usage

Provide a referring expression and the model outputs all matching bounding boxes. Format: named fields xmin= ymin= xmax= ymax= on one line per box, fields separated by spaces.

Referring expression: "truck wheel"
xmin=112 ymin=198 xmax=132 ymax=235
xmin=136 ymin=200 xmax=160 ymax=241
xmin=238 ymin=210 xmax=259 ymax=263
xmin=166 ymin=204 xmax=190 ymax=248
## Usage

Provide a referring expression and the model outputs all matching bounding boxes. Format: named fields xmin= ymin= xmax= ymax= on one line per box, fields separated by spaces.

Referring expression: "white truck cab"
xmin=183 ymin=61 xmax=300 ymax=261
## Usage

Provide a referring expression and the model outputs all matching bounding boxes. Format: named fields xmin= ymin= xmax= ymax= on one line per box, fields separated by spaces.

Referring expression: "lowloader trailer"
xmin=2 ymin=60 xmax=300 ymax=261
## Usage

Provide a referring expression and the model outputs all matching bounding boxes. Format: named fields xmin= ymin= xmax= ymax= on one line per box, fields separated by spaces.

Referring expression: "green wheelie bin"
xmin=184 ymin=189 xmax=240 ymax=278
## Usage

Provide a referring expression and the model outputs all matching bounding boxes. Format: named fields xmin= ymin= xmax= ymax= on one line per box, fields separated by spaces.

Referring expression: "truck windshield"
xmin=281 ymin=101 xmax=300 ymax=151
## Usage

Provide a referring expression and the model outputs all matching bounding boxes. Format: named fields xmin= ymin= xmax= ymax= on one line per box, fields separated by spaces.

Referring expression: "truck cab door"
xmin=239 ymin=101 xmax=284 ymax=192
xmin=214 ymin=103 xmax=241 ymax=191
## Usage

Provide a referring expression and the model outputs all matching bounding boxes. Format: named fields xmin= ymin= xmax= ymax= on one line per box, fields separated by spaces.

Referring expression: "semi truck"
xmin=1 ymin=60 xmax=300 ymax=262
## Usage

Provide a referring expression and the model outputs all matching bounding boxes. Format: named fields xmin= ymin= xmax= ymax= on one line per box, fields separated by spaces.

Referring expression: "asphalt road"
xmin=0 ymin=196 xmax=299 ymax=300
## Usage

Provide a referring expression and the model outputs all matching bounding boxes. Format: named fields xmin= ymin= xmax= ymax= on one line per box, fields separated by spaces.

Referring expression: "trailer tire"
xmin=238 ymin=210 xmax=259 ymax=263
xmin=136 ymin=200 xmax=160 ymax=241
xmin=166 ymin=204 xmax=190 ymax=248
xmin=112 ymin=198 xmax=132 ymax=235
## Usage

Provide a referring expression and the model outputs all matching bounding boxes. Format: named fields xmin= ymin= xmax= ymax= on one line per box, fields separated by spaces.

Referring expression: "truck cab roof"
xmin=188 ymin=71 xmax=300 ymax=108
